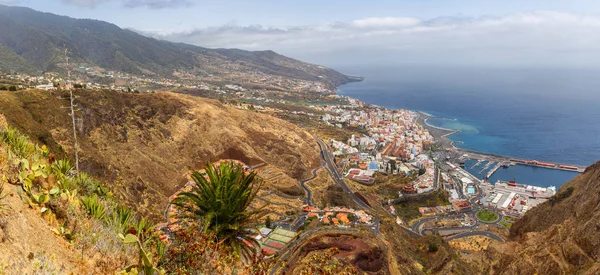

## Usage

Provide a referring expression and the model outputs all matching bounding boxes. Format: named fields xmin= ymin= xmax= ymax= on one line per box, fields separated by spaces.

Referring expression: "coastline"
xmin=416 ymin=112 xmax=459 ymax=150
xmin=336 ymin=85 xmax=586 ymax=172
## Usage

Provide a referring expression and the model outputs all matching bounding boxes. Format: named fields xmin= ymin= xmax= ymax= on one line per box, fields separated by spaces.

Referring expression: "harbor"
xmin=441 ymin=148 xmax=584 ymax=189
xmin=421 ymin=111 xmax=583 ymax=189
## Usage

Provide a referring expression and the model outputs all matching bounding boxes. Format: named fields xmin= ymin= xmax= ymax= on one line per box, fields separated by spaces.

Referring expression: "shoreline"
xmin=416 ymin=112 xmax=460 ymax=150
xmin=337 ymin=86 xmax=587 ymax=171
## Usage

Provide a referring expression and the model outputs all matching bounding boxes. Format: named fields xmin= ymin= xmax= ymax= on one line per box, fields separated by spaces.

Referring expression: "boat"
xmin=508 ymin=179 xmax=517 ymax=187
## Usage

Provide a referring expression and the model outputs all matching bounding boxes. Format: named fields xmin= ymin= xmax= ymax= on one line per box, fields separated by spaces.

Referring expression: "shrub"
xmin=428 ymin=243 xmax=438 ymax=253
xmin=294 ymin=247 xmax=357 ymax=274
xmin=75 ymin=173 xmax=103 ymax=196
xmin=550 ymin=186 xmax=575 ymax=206
xmin=159 ymin=225 xmax=272 ymax=275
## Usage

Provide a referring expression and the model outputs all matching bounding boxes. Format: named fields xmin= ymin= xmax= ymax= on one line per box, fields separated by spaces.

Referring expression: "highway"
xmin=314 ymin=137 xmax=380 ymax=232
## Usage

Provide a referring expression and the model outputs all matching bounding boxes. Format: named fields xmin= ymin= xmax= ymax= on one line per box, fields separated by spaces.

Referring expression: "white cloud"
xmin=61 ymin=0 xmax=191 ymax=8
xmin=351 ymin=17 xmax=421 ymax=28
xmin=142 ymin=11 xmax=600 ymax=67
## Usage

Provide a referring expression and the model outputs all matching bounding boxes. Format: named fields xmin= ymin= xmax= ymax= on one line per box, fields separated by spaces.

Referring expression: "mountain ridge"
xmin=0 ymin=4 xmax=359 ymax=88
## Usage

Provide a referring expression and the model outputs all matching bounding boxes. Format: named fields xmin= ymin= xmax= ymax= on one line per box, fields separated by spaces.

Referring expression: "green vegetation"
xmin=119 ymin=233 xmax=165 ymax=275
xmin=0 ymin=126 xmax=164 ymax=273
xmin=0 ymin=4 xmax=353 ymax=86
xmin=171 ymin=162 xmax=264 ymax=261
xmin=1 ymin=126 xmax=36 ymax=158
xmin=503 ymin=215 xmax=516 ymax=222
xmin=265 ymin=215 xmax=272 ymax=229
xmin=159 ymin=225 xmax=272 ymax=274
xmin=294 ymin=248 xmax=358 ymax=274
xmin=394 ymin=190 xmax=450 ymax=222
xmin=476 ymin=210 xmax=499 ymax=222
xmin=428 ymin=242 xmax=439 ymax=253
xmin=549 ymin=186 xmax=575 ymax=206
xmin=81 ymin=194 xmax=107 ymax=221
xmin=499 ymin=221 xmax=512 ymax=229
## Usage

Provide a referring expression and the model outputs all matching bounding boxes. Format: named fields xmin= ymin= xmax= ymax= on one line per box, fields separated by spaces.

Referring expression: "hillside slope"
xmin=478 ymin=161 xmax=600 ymax=274
xmin=0 ymin=5 xmax=356 ymax=87
xmin=0 ymin=89 xmax=321 ymax=219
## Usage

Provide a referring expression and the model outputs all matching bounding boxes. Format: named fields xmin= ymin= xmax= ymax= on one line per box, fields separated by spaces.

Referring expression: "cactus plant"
xmin=119 ymin=233 xmax=165 ymax=275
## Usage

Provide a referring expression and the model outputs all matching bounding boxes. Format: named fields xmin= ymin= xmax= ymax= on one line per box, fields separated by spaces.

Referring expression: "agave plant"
xmin=52 ymin=159 xmax=74 ymax=178
xmin=81 ymin=194 xmax=106 ymax=221
xmin=171 ymin=162 xmax=265 ymax=262
xmin=1 ymin=126 xmax=35 ymax=158
xmin=75 ymin=173 xmax=101 ymax=195
xmin=111 ymin=204 xmax=134 ymax=233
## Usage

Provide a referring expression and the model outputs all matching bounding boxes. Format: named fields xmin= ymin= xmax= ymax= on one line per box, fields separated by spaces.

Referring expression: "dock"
xmin=470 ymin=160 xmax=483 ymax=169
xmin=453 ymin=148 xmax=586 ymax=174
xmin=486 ymin=162 xmax=503 ymax=179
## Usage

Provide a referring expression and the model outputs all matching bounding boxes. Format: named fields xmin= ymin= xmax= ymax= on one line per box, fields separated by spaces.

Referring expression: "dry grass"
xmin=0 ymin=90 xmax=321 ymax=220
xmin=449 ymin=236 xmax=494 ymax=252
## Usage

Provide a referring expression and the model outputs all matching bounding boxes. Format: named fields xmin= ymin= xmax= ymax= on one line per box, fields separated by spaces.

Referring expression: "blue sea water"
xmin=337 ymin=66 xmax=600 ymax=188
xmin=462 ymin=159 xmax=579 ymax=187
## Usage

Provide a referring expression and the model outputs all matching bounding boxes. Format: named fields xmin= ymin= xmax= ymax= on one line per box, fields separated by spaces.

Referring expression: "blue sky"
xmin=4 ymin=0 xmax=600 ymax=67
xmin=7 ymin=0 xmax=600 ymax=30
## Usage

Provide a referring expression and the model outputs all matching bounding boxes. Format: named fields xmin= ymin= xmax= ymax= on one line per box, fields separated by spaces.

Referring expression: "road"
xmin=298 ymin=160 xmax=325 ymax=206
xmin=313 ymin=136 xmax=504 ymax=243
xmin=314 ymin=137 xmax=380 ymax=232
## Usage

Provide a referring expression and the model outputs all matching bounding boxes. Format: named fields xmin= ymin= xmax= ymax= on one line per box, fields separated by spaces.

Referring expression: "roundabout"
xmin=476 ymin=210 xmax=500 ymax=223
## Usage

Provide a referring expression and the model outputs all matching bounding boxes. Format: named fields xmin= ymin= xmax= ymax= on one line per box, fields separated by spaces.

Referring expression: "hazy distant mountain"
xmin=0 ymin=4 xmax=357 ymax=87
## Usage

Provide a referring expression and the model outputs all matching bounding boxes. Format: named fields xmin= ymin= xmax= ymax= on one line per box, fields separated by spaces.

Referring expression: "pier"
xmin=479 ymin=161 xmax=494 ymax=174
xmin=450 ymin=148 xmax=586 ymax=177
xmin=470 ymin=160 xmax=483 ymax=169
xmin=486 ymin=162 xmax=503 ymax=179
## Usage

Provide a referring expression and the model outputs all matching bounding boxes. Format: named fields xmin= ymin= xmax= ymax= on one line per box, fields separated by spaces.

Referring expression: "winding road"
xmin=314 ymin=137 xmax=380 ymax=232
xmin=298 ymin=160 xmax=325 ymax=206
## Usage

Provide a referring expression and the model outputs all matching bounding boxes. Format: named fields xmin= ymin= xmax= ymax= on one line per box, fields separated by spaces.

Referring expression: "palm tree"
xmin=171 ymin=162 xmax=264 ymax=261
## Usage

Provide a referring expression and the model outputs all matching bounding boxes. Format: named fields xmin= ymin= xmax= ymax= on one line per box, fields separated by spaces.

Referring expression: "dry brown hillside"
xmin=0 ymin=90 xmax=321 ymax=219
xmin=476 ymin=161 xmax=600 ymax=275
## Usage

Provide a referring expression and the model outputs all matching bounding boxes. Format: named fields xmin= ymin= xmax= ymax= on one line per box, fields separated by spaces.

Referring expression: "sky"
xmin=3 ymin=0 xmax=600 ymax=68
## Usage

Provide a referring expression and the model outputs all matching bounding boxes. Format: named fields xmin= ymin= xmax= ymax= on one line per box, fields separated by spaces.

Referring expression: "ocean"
xmin=337 ymin=66 xmax=600 ymax=188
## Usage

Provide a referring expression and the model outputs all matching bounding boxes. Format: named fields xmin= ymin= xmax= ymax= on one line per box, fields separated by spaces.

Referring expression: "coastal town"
xmin=5 ymin=66 xmax=582 ymax=248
